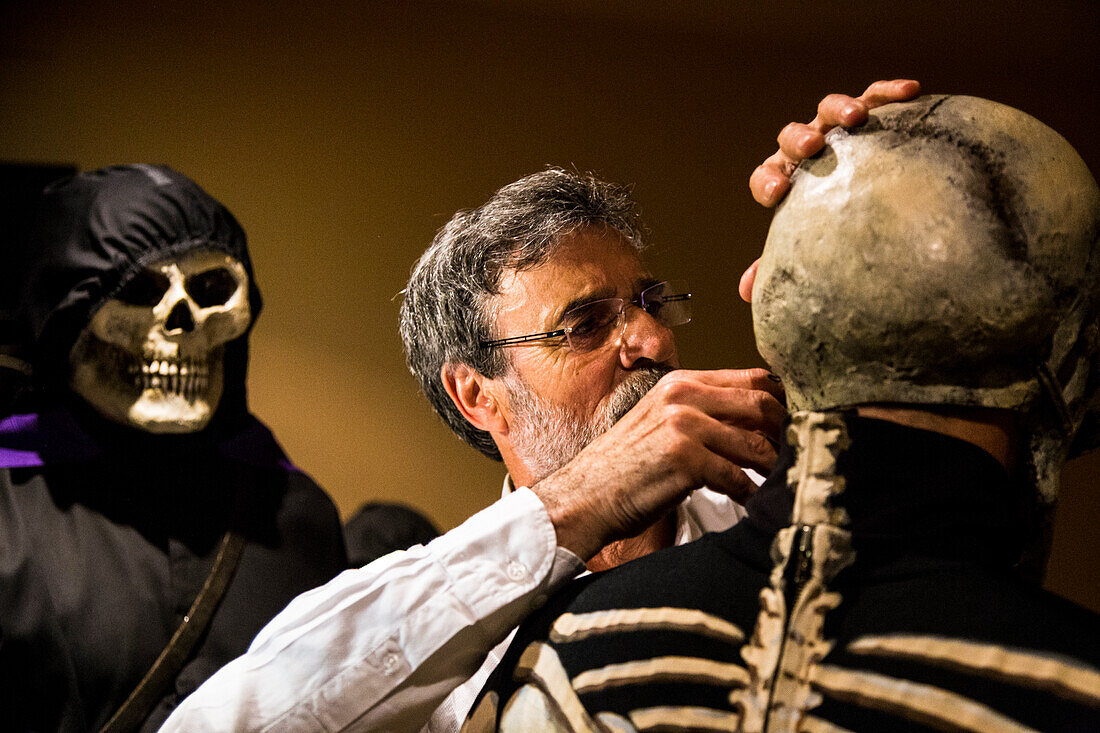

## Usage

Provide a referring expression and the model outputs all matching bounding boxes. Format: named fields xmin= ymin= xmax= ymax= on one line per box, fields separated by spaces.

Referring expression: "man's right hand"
xmin=531 ymin=368 xmax=784 ymax=561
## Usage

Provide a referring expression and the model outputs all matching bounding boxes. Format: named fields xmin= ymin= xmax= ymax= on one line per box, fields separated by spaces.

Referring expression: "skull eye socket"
xmin=186 ymin=268 xmax=239 ymax=307
xmin=117 ymin=270 xmax=171 ymax=306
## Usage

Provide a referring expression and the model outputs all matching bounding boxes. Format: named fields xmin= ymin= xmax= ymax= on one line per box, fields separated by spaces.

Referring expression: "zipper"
xmin=792 ymin=524 xmax=815 ymax=587
xmin=760 ymin=523 xmax=816 ymax=731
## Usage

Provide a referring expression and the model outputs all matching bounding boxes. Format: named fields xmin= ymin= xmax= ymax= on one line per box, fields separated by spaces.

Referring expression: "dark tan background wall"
xmin=3 ymin=1 xmax=1098 ymax=611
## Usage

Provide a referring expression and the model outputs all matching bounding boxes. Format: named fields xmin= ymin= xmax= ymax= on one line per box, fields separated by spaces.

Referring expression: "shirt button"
xmin=506 ymin=560 xmax=528 ymax=582
xmin=382 ymin=652 xmax=401 ymax=676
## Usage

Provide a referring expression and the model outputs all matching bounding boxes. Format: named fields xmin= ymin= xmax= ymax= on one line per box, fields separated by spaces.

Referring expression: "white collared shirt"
xmin=160 ymin=478 xmax=753 ymax=733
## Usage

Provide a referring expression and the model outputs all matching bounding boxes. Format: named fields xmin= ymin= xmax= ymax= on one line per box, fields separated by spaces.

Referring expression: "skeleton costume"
xmin=464 ymin=96 xmax=1100 ymax=731
xmin=0 ymin=165 xmax=346 ymax=732
xmin=466 ymin=415 xmax=1100 ymax=732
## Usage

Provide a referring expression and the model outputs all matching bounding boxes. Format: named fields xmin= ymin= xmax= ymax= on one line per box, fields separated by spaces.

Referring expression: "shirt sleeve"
xmin=158 ymin=487 xmax=585 ymax=733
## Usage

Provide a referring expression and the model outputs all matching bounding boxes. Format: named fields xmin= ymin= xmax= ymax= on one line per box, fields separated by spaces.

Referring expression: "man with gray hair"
xmin=402 ymin=169 xmax=673 ymax=480
xmin=398 ymin=167 xmax=780 ymax=574
xmin=161 ymin=80 xmax=920 ymax=732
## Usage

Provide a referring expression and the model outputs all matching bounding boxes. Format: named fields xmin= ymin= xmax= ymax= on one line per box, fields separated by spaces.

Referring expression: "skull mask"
xmin=753 ymin=95 xmax=1100 ymax=504
xmin=68 ymin=248 xmax=251 ymax=433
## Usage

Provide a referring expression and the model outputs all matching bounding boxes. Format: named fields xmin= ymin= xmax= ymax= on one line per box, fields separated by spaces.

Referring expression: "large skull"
xmin=753 ymin=95 xmax=1100 ymax=503
xmin=68 ymin=249 xmax=251 ymax=433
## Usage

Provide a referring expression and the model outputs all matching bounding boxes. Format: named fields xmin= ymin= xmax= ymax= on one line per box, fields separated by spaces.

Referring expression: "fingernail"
xmin=767 ymin=373 xmax=782 ymax=383
xmin=764 ymin=180 xmax=777 ymax=199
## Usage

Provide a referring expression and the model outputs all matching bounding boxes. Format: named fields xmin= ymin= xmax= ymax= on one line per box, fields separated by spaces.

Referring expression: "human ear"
xmin=441 ymin=363 xmax=508 ymax=434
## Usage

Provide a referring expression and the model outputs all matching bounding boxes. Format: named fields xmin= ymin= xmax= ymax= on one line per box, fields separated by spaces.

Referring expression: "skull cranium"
xmin=753 ymin=94 xmax=1100 ymax=505
xmin=68 ymin=248 xmax=251 ymax=433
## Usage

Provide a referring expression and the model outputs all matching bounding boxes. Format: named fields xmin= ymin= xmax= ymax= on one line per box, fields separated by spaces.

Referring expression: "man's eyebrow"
xmin=558 ymin=286 xmax=618 ymax=318
xmin=557 ymin=277 xmax=662 ymax=318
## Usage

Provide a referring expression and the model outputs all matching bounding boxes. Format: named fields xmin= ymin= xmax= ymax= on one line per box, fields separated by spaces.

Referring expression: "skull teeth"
xmin=127 ymin=357 xmax=210 ymax=401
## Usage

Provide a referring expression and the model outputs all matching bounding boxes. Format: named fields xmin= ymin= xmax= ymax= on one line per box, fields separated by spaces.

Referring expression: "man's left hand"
xmin=739 ymin=79 xmax=921 ymax=303
xmin=749 ymin=79 xmax=921 ymax=208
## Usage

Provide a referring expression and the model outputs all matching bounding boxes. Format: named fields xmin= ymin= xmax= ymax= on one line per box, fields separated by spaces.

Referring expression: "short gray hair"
xmin=399 ymin=167 xmax=647 ymax=459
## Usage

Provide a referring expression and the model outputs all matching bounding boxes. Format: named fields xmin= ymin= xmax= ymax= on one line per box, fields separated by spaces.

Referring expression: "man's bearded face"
xmin=505 ymin=364 xmax=673 ymax=483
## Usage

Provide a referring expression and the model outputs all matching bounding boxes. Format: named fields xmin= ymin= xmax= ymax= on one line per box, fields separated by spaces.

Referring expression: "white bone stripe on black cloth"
xmin=512 ymin=642 xmax=602 ymax=732
xmin=571 ymin=656 xmax=751 ymax=694
xmin=811 ymin=664 xmax=1037 ymax=733
xmin=794 ymin=713 xmax=856 ymax=733
xmin=847 ymin=634 xmax=1100 ymax=707
xmin=550 ymin=608 xmax=745 ymax=645
xmin=626 ymin=705 xmax=742 ymax=731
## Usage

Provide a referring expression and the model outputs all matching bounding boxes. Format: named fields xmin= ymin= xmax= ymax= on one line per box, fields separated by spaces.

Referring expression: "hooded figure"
xmin=0 ymin=165 xmax=347 ymax=732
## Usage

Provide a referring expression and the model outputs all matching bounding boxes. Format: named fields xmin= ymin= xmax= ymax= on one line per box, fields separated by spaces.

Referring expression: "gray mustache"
xmin=605 ymin=364 xmax=676 ymax=427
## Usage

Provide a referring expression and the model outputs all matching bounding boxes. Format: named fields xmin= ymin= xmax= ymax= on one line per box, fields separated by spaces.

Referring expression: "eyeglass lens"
xmin=562 ymin=281 xmax=691 ymax=353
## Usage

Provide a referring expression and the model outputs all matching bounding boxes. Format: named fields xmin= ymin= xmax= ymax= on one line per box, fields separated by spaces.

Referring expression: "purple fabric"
xmin=0 ymin=412 xmax=98 ymax=467
xmin=0 ymin=443 xmax=45 ymax=467
xmin=0 ymin=411 xmax=297 ymax=471
xmin=219 ymin=418 xmax=299 ymax=472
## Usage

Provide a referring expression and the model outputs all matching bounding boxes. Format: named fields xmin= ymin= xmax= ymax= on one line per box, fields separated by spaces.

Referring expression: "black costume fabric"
xmin=469 ymin=415 xmax=1100 ymax=731
xmin=0 ymin=165 xmax=347 ymax=732
xmin=343 ymin=501 xmax=441 ymax=567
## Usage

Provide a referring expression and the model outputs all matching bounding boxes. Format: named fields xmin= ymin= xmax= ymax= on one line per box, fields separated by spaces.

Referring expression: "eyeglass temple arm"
xmin=481 ymin=329 xmax=568 ymax=349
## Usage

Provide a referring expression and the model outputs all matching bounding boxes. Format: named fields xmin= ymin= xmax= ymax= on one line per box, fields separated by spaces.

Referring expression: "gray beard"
xmin=506 ymin=364 xmax=674 ymax=483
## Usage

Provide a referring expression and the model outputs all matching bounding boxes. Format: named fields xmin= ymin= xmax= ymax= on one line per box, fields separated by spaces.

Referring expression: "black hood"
xmin=19 ymin=164 xmax=263 ymax=431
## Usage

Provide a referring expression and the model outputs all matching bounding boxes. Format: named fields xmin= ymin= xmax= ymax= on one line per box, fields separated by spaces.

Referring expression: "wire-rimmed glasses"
xmin=479 ymin=280 xmax=691 ymax=353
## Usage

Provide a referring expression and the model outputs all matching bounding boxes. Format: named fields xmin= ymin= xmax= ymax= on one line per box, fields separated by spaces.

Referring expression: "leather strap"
xmin=99 ymin=530 xmax=246 ymax=733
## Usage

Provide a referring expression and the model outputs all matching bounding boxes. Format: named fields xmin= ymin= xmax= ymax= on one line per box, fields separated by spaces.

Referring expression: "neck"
xmin=585 ymin=513 xmax=676 ymax=573
xmin=503 ymin=455 xmax=536 ymax=490
xmin=745 ymin=412 xmax=1034 ymax=573
xmin=855 ymin=405 xmax=1018 ymax=472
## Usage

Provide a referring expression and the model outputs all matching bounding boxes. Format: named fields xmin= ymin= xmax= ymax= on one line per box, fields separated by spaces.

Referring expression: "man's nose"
xmin=618 ymin=307 xmax=676 ymax=368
